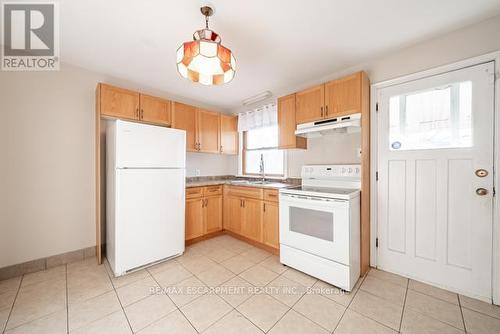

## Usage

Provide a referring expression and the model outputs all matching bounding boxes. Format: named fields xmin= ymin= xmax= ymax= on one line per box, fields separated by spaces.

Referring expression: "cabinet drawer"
xmin=263 ymin=189 xmax=279 ymax=202
xmin=225 ymin=185 xmax=263 ymax=200
xmin=203 ymin=185 xmax=222 ymax=196
xmin=186 ymin=187 xmax=203 ymax=199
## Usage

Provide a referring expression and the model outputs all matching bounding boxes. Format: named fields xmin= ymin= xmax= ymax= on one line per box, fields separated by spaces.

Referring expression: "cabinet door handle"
xmin=136 ymin=108 xmax=139 ymax=119
xmin=320 ymin=106 xmax=324 ymax=117
xmin=220 ymin=145 xmax=223 ymax=153
xmin=263 ymin=203 xmax=266 ymax=212
xmin=201 ymin=199 xmax=204 ymax=208
xmin=325 ymin=105 xmax=328 ymax=116
xmin=243 ymin=200 xmax=245 ymax=208
xmin=141 ymin=109 xmax=144 ymax=119
xmin=204 ymin=199 xmax=208 ymax=206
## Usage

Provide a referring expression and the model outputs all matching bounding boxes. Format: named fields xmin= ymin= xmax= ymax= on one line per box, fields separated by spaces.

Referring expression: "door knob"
xmin=476 ymin=188 xmax=488 ymax=196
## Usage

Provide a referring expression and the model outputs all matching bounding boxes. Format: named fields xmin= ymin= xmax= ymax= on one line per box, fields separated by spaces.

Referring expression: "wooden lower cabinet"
xmin=263 ymin=201 xmax=279 ymax=249
xmin=205 ymin=196 xmax=222 ymax=234
xmin=224 ymin=196 xmax=242 ymax=233
xmin=222 ymin=187 xmax=279 ymax=250
xmin=189 ymin=185 xmax=279 ymax=250
xmin=185 ymin=198 xmax=204 ymax=240
xmin=241 ymin=198 xmax=263 ymax=242
xmin=185 ymin=186 xmax=223 ymax=241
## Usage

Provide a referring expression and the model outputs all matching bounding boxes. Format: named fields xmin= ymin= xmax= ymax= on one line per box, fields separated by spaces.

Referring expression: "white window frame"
xmin=238 ymin=131 xmax=288 ymax=179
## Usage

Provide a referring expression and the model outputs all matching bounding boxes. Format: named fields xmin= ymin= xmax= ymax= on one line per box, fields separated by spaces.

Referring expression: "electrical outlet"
xmin=357 ymin=148 xmax=362 ymax=158
xmin=194 ymin=169 xmax=201 ymax=176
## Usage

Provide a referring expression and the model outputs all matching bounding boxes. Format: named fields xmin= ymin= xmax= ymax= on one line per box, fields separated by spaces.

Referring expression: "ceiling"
xmin=61 ymin=0 xmax=500 ymax=111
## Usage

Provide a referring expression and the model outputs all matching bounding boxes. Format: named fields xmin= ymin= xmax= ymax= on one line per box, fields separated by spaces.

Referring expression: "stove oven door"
xmin=279 ymin=193 xmax=350 ymax=265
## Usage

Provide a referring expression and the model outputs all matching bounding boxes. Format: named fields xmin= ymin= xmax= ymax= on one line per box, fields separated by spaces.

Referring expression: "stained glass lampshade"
xmin=176 ymin=7 xmax=236 ymax=85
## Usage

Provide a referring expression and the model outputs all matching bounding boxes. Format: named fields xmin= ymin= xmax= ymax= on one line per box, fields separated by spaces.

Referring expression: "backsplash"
xmin=287 ymin=132 xmax=361 ymax=177
xmin=186 ymin=152 xmax=238 ymax=177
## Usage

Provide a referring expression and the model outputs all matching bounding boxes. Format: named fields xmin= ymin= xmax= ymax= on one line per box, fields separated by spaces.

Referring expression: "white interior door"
xmin=377 ymin=62 xmax=495 ymax=301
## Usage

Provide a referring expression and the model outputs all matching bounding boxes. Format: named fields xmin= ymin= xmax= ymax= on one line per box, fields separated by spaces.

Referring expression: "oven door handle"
xmin=280 ymin=193 xmax=344 ymax=203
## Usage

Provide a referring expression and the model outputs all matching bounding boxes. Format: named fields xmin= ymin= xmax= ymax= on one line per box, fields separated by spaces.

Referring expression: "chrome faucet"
xmin=259 ymin=153 xmax=265 ymax=182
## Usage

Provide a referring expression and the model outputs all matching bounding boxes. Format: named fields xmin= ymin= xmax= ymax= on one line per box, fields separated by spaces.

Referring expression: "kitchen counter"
xmin=186 ymin=178 xmax=298 ymax=189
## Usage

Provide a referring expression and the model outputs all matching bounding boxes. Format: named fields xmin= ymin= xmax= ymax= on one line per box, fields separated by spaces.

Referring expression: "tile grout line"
xmin=336 ymin=272 xmax=402 ymax=333
xmin=255 ymin=262 xmax=336 ymax=333
xmin=102 ymin=259 xmax=135 ymax=333
xmin=187 ymin=255 xmax=262 ymax=333
xmin=181 ymin=245 xmax=278 ymax=333
xmin=235 ymin=269 xmax=294 ymax=333
xmin=397 ymin=288 xmax=467 ymax=332
xmin=65 ymin=264 xmax=69 ymax=334
xmin=347 ymin=275 xmax=412 ymax=333
xmin=146 ymin=267 xmax=201 ymax=333
xmin=2 ymin=275 xmax=23 ymax=334
xmin=192 ymin=241 xmax=342 ymax=333
xmin=397 ymin=278 xmax=410 ymax=333
xmin=331 ymin=272 xmax=368 ymax=334
xmin=264 ymin=272 xmax=320 ymax=334
xmin=457 ymin=295 xmax=468 ymax=333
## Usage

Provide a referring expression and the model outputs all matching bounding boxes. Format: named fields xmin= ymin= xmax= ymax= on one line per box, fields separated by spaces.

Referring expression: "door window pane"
xmin=389 ymin=81 xmax=472 ymax=150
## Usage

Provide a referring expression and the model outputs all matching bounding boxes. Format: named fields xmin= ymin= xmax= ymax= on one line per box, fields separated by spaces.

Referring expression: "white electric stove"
xmin=279 ymin=164 xmax=361 ymax=291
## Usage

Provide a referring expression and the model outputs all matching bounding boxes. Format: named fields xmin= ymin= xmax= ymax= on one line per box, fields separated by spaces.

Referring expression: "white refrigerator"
xmin=106 ymin=120 xmax=186 ymax=276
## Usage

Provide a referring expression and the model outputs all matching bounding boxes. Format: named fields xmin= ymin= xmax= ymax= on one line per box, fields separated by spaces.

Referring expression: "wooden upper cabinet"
xmin=293 ymin=71 xmax=365 ymax=125
xmin=172 ymin=102 xmax=197 ymax=152
xmin=325 ymin=72 xmax=362 ymax=117
xmin=295 ymin=84 xmax=324 ymax=124
xmin=278 ymin=94 xmax=307 ymax=149
xmin=99 ymin=83 xmax=139 ymax=120
xmin=263 ymin=201 xmax=279 ymax=249
xmin=220 ymin=114 xmax=238 ymax=155
xmin=197 ymin=109 xmax=220 ymax=153
xmin=205 ymin=196 xmax=222 ymax=234
xmin=140 ymin=94 xmax=171 ymax=126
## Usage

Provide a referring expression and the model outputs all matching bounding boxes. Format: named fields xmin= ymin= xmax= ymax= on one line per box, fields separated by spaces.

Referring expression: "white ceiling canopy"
xmin=60 ymin=0 xmax=500 ymax=111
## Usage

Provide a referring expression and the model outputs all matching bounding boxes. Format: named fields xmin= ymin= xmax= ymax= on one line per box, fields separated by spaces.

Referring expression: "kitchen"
xmin=1 ymin=1 xmax=500 ymax=333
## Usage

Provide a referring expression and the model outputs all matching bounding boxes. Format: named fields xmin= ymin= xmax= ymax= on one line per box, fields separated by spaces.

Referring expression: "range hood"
xmin=295 ymin=113 xmax=361 ymax=138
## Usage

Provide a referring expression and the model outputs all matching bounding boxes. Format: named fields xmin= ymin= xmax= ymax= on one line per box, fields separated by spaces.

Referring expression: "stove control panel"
xmin=301 ymin=164 xmax=361 ymax=179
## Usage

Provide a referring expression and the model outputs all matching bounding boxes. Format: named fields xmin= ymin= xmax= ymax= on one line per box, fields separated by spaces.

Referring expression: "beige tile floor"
xmin=1 ymin=235 xmax=500 ymax=333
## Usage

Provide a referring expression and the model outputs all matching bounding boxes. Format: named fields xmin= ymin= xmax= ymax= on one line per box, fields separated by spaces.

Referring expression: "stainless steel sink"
xmin=229 ymin=180 xmax=252 ymax=185
xmin=248 ymin=180 xmax=272 ymax=185
xmin=229 ymin=180 xmax=291 ymax=188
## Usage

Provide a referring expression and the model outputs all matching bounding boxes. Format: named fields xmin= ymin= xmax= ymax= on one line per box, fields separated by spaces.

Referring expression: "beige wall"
xmin=287 ymin=133 xmax=361 ymax=178
xmin=186 ymin=153 xmax=237 ymax=177
xmin=0 ymin=64 xmax=103 ymax=267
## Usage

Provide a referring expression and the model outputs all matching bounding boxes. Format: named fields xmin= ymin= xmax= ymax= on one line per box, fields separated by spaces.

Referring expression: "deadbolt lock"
xmin=475 ymin=169 xmax=488 ymax=177
xmin=476 ymin=188 xmax=488 ymax=196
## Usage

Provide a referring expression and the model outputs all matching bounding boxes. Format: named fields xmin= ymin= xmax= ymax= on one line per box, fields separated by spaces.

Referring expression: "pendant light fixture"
xmin=176 ymin=6 xmax=236 ymax=85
